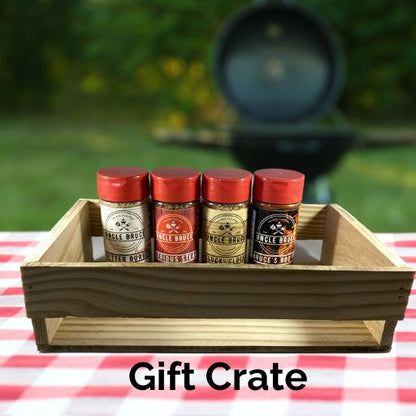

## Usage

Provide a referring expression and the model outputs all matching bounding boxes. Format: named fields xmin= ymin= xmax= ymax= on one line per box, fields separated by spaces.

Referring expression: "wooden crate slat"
xmin=49 ymin=317 xmax=379 ymax=348
xmin=22 ymin=266 xmax=411 ymax=320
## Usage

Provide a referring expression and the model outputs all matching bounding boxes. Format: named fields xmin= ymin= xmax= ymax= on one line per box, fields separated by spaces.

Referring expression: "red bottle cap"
xmin=254 ymin=169 xmax=305 ymax=205
xmin=97 ymin=166 xmax=149 ymax=202
xmin=151 ymin=167 xmax=200 ymax=203
xmin=202 ymin=168 xmax=252 ymax=204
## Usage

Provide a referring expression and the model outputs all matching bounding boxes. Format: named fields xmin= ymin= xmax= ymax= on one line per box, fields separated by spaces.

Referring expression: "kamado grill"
xmin=156 ymin=0 xmax=415 ymax=202
xmin=214 ymin=0 xmax=351 ymax=202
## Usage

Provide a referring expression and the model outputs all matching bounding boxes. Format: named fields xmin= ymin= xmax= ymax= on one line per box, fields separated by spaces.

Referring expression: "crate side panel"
xmin=297 ymin=204 xmax=327 ymax=240
xmin=25 ymin=199 xmax=93 ymax=264
xmin=321 ymin=205 xmax=402 ymax=267
xmin=363 ymin=320 xmax=398 ymax=348
xmin=23 ymin=266 xmax=411 ymax=320
xmin=89 ymin=200 xmax=103 ymax=237
xmin=31 ymin=317 xmax=64 ymax=347
xmin=380 ymin=320 xmax=398 ymax=347
xmin=45 ymin=317 xmax=64 ymax=343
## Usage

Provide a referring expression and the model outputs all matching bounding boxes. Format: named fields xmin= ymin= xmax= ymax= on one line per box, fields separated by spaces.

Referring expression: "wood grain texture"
xmin=31 ymin=319 xmax=49 ymax=345
xmin=89 ymin=199 xmax=102 ymax=237
xmin=23 ymin=199 xmax=93 ymax=264
xmin=31 ymin=318 xmax=64 ymax=344
xmin=297 ymin=204 xmax=327 ymax=240
xmin=321 ymin=205 xmax=406 ymax=267
xmin=363 ymin=320 xmax=386 ymax=344
xmin=379 ymin=320 xmax=398 ymax=347
xmin=39 ymin=345 xmax=392 ymax=353
xmin=363 ymin=320 xmax=397 ymax=347
xmin=44 ymin=318 xmax=64 ymax=343
xmin=45 ymin=317 xmax=381 ymax=353
xmin=22 ymin=266 xmax=413 ymax=320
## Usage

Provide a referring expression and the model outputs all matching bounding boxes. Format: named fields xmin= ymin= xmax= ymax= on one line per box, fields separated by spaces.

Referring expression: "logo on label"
xmin=156 ymin=214 xmax=193 ymax=254
xmin=255 ymin=213 xmax=296 ymax=255
xmin=207 ymin=213 xmax=246 ymax=257
xmin=104 ymin=210 xmax=145 ymax=253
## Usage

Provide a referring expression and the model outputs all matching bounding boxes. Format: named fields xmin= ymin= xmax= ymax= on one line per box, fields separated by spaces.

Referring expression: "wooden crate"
xmin=21 ymin=199 xmax=414 ymax=353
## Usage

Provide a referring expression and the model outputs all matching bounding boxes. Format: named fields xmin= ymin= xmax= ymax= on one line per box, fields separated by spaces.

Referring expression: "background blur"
xmin=0 ymin=0 xmax=415 ymax=231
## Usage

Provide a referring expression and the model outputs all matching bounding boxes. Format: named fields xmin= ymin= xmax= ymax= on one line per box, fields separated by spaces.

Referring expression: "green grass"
xmin=0 ymin=114 xmax=415 ymax=232
xmin=329 ymin=146 xmax=416 ymax=232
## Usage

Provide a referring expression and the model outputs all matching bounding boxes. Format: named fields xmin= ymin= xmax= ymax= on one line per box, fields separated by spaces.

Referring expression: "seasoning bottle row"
xmin=97 ymin=166 xmax=304 ymax=265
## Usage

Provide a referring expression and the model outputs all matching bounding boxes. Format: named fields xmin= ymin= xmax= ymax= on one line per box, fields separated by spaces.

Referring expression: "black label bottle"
xmin=251 ymin=168 xmax=305 ymax=265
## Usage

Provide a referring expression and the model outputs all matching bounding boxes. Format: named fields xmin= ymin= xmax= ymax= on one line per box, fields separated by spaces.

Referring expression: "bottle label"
xmin=154 ymin=206 xmax=198 ymax=263
xmin=251 ymin=207 xmax=299 ymax=265
xmin=100 ymin=204 xmax=150 ymax=262
xmin=202 ymin=205 xmax=248 ymax=264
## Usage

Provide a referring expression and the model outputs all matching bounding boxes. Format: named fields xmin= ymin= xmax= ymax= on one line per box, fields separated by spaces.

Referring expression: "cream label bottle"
xmin=202 ymin=168 xmax=252 ymax=264
xmin=97 ymin=166 xmax=151 ymax=262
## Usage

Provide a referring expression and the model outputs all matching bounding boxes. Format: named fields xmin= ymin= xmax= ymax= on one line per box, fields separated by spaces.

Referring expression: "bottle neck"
xmin=99 ymin=197 xmax=149 ymax=207
xmin=253 ymin=200 xmax=301 ymax=211
xmin=203 ymin=200 xmax=249 ymax=210
xmin=154 ymin=200 xmax=199 ymax=210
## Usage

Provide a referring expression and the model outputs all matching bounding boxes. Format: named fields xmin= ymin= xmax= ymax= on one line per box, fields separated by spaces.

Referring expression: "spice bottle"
xmin=202 ymin=168 xmax=252 ymax=264
xmin=97 ymin=166 xmax=151 ymax=262
xmin=251 ymin=168 xmax=305 ymax=265
xmin=151 ymin=167 xmax=200 ymax=263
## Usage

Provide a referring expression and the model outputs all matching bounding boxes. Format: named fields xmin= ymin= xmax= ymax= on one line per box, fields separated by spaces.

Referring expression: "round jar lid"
xmin=202 ymin=168 xmax=252 ymax=204
xmin=97 ymin=166 xmax=149 ymax=202
xmin=151 ymin=167 xmax=200 ymax=203
xmin=253 ymin=168 xmax=305 ymax=205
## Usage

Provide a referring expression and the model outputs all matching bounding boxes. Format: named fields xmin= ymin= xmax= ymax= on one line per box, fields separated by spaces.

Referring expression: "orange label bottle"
xmin=151 ymin=167 xmax=200 ymax=263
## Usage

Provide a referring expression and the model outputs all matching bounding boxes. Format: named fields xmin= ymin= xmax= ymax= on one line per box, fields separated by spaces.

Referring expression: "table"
xmin=1 ymin=231 xmax=415 ymax=416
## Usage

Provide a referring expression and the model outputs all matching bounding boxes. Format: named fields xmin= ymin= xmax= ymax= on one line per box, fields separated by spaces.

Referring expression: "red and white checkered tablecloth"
xmin=0 ymin=231 xmax=415 ymax=416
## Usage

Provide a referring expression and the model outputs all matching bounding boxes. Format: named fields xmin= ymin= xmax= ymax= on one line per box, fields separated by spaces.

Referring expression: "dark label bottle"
xmin=250 ymin=168 xmax=304 ymax=265
xmin=251 ymin=206 xmax=299 ymax=265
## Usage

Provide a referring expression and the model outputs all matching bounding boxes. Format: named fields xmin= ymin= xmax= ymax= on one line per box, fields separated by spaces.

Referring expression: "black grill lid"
xmin=214 ymin=3 xmax=345 ymax=123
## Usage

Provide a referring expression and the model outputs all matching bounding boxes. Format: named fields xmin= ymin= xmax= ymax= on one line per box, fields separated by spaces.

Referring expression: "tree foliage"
xmin=1 ymin=0 xmax=416 ymax=122
xmin=304 ymin=0 xmax=416 ymax=120
xmin=0 ymin=0 xmax=79 ymax=110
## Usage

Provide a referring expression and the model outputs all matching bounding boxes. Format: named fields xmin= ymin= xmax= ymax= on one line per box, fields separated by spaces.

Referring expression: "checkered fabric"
xmin=0 ymin=231 xmax=415 ymax=416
